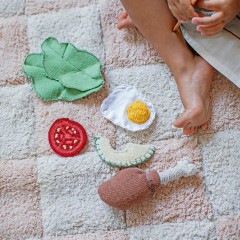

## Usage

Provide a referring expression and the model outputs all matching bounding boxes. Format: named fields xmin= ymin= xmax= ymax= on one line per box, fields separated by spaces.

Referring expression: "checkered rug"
xmin=0 ymin=0 xmax=239 ymax=239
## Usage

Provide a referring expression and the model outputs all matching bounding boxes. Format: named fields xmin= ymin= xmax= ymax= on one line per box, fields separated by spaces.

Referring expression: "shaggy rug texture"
xmin=0 ymin=0 xmax=240 ymax=239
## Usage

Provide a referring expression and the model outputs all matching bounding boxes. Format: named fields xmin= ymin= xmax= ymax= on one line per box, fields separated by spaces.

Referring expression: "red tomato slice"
xmin=48 ymin=118 xmax=87 ymax=157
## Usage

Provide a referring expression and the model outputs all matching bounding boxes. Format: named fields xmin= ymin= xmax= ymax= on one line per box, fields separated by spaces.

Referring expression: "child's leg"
xmin=119 ymin=0 xmax=214 ymax=135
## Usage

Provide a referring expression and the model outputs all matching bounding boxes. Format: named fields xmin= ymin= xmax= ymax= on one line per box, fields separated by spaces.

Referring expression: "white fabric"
xmin=94 ymin=136 xmax=155 ymax=167
xmin=100 ymin=85 xmax=156 ymax=131
xmin=181 ymin=15 xmax=240 ymax=88
xmin=159 ymin=158 xmax=198 ymax=184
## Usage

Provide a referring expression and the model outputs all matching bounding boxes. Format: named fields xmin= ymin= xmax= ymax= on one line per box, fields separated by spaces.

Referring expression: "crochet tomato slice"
xmin=48 ymin=118 xmax=87 ymax=157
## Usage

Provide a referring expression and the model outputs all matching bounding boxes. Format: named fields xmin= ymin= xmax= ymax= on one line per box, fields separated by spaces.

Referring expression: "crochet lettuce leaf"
xmin=23 ymin=37 xmax=104 ymax=101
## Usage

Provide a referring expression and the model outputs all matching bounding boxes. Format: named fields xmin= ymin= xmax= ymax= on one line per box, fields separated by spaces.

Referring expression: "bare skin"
xmin=117 ymin=0 xmax=214 ymax=135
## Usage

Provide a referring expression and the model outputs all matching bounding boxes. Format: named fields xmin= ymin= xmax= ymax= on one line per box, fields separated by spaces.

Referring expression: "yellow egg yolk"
xmin=127 ymin=100 xmax=150 ymax=124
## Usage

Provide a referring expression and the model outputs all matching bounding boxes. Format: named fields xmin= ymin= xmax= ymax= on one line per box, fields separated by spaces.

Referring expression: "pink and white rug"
xmin=0 ymin=0 xmax=239 ymax=239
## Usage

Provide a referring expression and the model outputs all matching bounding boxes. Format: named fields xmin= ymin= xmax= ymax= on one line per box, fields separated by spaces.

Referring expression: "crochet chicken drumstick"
xmin=98 ymin=158 xmax=198 ymax=210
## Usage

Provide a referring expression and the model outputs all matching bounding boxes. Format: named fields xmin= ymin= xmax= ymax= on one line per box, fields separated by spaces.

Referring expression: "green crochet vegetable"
xmin=23 ymin=37 xmax=104 ymax=101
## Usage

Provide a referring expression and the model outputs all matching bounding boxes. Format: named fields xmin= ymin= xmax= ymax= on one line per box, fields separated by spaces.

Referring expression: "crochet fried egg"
xmin=100 ymin=85 xmax=156 ymax=131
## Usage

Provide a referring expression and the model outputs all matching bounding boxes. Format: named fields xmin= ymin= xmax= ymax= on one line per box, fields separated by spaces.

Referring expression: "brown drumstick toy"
xmin=98 ymin=158 xmax=198 ymax=210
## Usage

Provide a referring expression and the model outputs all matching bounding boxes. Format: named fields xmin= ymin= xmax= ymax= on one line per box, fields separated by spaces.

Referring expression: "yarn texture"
xmin=159 ymin=158 xmax=198 ymax=184
xmin=98 ymin=168 xmax=161 ymax=210
xmin=94 ymin=136 xmax=155 ymax=167
xmin=23 ymin=37 xmax=104 ymax=101
xmin=98 ymin=158 xmax=198 ymax=210
xmin=127 ymin=100 xmax=150 ymax=124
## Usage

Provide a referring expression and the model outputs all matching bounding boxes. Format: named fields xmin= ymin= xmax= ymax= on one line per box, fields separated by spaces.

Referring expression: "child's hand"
xmin=167 ymin=0 xmax=199 ymax=22
xmin=192 ymin=0 xmax=240 ymax=35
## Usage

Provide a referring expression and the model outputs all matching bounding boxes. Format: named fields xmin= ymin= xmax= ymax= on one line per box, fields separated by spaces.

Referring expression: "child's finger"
xmin=197 ymin=22 xmax=224 ymax=35
xmin=196 ymin=0 xmax=222 ymax=11
xmin=170 ymin=6 xmax=189 ymax=22
xmin=192 ymin=12 xmax=223 ymax=26
xmin=181 ymin=1 xmax=199 ymax=18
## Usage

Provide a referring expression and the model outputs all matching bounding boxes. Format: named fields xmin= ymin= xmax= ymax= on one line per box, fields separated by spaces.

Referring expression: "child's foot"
xmin=173 ymin=56 xmax=214 ymax=135
xmin=117 ymin=11 xmax=213 ymax=135
xmin=117 ymin=11 xmax=135 ymax=30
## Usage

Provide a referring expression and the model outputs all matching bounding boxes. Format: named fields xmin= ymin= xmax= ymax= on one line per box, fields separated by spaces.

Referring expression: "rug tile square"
xmin=27 ymin=5 xmax=104 ymax=62
xmin=0 ymin=16 xmax=28 ymax=85
xmin=216 ymin=215 xmax=240 ymax=240
xmin=106 ymin=64 xmax=184 ymax=146
xmin=99 ymin=0 xmax=162 ymax=69
xmin=127 ymin=221 xmax=216 ymax=240
xmin=26 ymin=0 xmax=97 ymax=15
xmin=0 ymin=158 xmax=43 ymax=239
xmin=126 ymin=137 xmax=212 ymax=226
xmin=33 ymin=83 xmax=115 ymax=156
xmin=37 ymin=153 xmax=125 ymax=235
xmin=38 ymin=230 xmax=129 ymax=240
xmin=0 ymin=0 xmax=25 ymax=17
xmin=199 ymin=130 xmax=240 ymax=215
xmin=208 ymin=74 xmax=240 ymax=132
xmin=0 ymin=84 xmax=35 ymax=160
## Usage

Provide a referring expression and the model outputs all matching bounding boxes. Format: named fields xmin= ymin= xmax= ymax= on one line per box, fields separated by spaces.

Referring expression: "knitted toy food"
xmin=100 ymin=85 xmax=156 ymax=131
xmin=98 ymin=158 xmax=198 ymax=210
xmin=48 ymin=118 xmax=87 ymax=157
xmin=23 ymin=37 xmax=104 ymax=101
xmin=94 ymin=136 xmax=155 ymax=167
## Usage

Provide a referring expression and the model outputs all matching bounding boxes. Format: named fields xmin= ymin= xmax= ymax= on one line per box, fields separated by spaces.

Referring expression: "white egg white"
xmin=100 ymin=85 xmax=156 ymax=131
